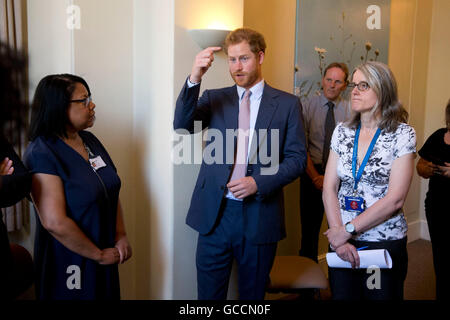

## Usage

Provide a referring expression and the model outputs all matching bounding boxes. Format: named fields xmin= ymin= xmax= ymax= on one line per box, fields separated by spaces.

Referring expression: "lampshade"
xmin=188 ymin=29 xmax=231 ymax=49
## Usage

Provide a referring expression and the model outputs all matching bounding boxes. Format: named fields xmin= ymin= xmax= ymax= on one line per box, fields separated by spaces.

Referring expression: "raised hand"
xmin=189 ymin=46 xmax=222 ymax=84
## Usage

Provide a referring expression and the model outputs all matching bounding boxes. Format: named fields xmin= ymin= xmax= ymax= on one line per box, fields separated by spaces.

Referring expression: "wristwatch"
xmin=345 ymin=222 xmax=357 ymax=236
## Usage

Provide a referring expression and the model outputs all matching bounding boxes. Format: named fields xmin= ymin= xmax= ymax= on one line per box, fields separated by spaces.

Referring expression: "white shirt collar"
xmin=236 ymin=79 xmax=265 ymax=101
xmin=320 ymin=92 xmax=342 ymax=107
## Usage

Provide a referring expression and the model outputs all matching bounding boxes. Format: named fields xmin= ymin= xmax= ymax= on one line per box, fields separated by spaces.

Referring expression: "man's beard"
xmin=231 ymin=71 xmax=259 ymax=88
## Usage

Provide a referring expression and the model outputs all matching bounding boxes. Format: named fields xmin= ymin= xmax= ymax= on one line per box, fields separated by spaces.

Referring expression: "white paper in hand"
xmin=326 ymin=249 xmax=393 ymax=269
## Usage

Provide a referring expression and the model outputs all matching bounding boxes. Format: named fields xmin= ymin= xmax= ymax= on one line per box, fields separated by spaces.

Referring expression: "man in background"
xmin=299 ymin=62 xmax=350 ymax=261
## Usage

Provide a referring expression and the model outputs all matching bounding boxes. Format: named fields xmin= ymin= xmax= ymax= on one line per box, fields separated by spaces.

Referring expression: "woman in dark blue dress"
xmin=24 ymin=74 xmax=132 ymax=300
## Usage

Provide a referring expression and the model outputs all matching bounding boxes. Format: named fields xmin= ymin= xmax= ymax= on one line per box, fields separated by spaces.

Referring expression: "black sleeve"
xmin=0 ymin=143 xmax=32 ymax=207
xmin=418 ymin=128 xmax=445 ymax=165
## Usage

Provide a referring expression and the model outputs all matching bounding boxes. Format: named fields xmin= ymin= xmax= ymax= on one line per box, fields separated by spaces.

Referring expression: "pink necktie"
xmin=229 ymin=89 xmax=251 ymax=182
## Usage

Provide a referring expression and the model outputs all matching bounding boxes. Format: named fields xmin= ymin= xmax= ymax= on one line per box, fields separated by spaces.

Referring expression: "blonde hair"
xmin=346 ymin=61 xmax=408 ymax=132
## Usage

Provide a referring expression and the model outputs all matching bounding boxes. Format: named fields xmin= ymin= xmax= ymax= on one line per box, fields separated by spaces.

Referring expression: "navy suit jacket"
xmin=174 ymin=80 xmax=306 ymax=244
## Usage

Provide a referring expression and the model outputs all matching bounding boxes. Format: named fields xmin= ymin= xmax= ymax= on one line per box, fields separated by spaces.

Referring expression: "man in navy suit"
xmin=174 ymin=28 xmax=306 ymax=300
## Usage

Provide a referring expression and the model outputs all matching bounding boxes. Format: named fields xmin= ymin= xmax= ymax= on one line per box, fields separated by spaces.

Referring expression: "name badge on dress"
xmin=89 ymin=156 xmax=107 ymax=170
xmin=344 ymin=196 xmax=365 ymax=214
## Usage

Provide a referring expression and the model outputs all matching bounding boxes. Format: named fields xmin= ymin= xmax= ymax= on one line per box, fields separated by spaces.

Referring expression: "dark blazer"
xmin=0 ymin=138 xmax=31 ymax=299
xmin=174 ymin=80 xmax=306 ymax=244
xmin=0 ymin=139 xmax=31 ymax=207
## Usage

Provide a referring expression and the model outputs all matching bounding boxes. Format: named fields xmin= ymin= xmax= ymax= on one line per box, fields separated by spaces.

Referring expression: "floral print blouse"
xmin=330 ymin=122 xmax=416 ymax=241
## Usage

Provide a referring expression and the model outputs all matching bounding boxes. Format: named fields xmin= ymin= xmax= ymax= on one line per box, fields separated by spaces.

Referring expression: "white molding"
xmin=408 ymin=219 xmax=430 ymax=242
xmin=419 ymin=219 xmax=430 ymax=241
xmin=68 ymin=0 xmax=75 ymax=73
xmin=407 ymin=219 xmax=421 ymax=242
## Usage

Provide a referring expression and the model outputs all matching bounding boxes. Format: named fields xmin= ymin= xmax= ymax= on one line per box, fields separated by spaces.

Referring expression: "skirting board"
xmin=317 ymin=219 xmax=430 ymax=274
xmin=407 ymin=219 xmax=430 ymax=242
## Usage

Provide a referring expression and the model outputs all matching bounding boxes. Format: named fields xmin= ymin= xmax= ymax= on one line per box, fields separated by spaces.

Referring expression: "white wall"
xmin=133 ymin=0 xmax=175 ymax=300
xmin=27 ymin=0 xmax=73 ymax=90
xmin=173 ymin=0 xmax=243 ymax=300
xmin=15 ymin=0 xmax=74 ymax=259
xmin=72 ymin=0 xmax=136 ymax=298
xmin=26 ymin=0 xmax=177 ymax=299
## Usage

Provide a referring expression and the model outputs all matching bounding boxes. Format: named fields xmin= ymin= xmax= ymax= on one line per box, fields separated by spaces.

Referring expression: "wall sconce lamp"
xmin=188 ymin=29 xmax=231 ymax=49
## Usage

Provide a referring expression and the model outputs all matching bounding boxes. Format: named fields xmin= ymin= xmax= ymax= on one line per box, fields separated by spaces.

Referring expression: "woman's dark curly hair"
xmin=0 ymin=42 xmax=28 ymax=145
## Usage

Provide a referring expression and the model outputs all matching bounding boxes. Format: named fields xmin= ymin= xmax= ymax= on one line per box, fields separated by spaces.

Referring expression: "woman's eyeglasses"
xmin=70 ymin=95 xmax=92 ymax=107
xmin=347 ymin=81 xmax=370 ymax=91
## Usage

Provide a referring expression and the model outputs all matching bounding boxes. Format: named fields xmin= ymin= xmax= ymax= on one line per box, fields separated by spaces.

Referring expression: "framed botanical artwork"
xmin=294 ymin=0 xmax=391 ymax=102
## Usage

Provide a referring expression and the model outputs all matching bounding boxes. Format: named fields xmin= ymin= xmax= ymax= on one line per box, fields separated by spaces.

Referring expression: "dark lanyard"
xmin=352 ymin=123 xmax=382 ymax=191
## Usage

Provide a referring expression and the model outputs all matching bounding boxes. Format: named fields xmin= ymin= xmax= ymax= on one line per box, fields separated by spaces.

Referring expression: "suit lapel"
xmin=254 ymin=83 xmax=278 ymax=131
xmin=222 ymin=85 xmax=239 ymax=131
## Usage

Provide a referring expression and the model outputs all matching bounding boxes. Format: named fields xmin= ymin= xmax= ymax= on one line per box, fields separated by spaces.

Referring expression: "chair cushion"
xmin=268 ymin=256 xmax=328 ymax=290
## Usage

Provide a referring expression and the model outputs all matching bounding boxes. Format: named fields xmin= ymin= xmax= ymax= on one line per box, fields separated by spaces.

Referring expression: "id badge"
xmin=89 ymin=156 xmax=107 ymax=170
xmin=344 ymin=196 xmax=365 ymax=214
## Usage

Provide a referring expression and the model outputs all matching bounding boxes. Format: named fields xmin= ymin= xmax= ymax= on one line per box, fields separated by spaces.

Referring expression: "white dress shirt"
xmin=186 ymin=78 xmax=265 ymax=200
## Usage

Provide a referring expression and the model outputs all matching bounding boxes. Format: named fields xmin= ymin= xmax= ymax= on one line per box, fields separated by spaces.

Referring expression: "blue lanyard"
xmin=352 ymin=123 xmax=382 ymax=191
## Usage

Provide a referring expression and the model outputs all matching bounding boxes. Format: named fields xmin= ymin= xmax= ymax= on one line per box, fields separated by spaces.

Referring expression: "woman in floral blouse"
xmin=323 ymin=61 xmax=416 ymax=300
